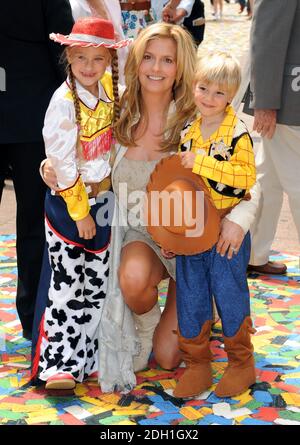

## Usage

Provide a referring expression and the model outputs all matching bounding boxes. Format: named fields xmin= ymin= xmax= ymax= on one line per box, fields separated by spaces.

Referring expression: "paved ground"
xmin=0 ymin=0 xmax=299 ymax=252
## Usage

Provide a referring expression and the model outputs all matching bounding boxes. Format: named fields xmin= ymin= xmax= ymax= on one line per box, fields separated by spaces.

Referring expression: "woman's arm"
xmin=226 ymin=180 xmax=261 ymax=234
xmin=217 ymin=181 xmax=261 ymax=259
xmin=39 ymin=159 xmax=59 ymax=190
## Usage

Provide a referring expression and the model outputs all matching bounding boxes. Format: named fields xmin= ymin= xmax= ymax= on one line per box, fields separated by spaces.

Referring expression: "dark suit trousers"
xmin=0 ymin=142 xmax=46 ymax=333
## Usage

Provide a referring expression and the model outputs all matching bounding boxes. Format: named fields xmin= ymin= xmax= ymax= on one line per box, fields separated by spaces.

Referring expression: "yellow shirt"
xmin=180 ymin=105 xmax=256 ymax=210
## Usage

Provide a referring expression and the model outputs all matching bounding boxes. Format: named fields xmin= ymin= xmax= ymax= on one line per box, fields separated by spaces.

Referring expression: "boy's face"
xmin=193 ymin=80 xmax=233 ymax=118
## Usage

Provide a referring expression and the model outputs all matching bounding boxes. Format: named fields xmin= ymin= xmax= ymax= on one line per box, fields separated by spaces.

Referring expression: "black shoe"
xmin=23 ymin=329 xmax=32 ymax=341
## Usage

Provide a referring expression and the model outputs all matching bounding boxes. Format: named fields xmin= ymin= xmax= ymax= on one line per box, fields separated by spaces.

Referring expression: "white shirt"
xmin=70 ymin=0 xmax=123 ymax=39
xmin=43 ymin=79 xmax=111 ymax=189
xmin=152 ymin=0 xmax=194 ymax=21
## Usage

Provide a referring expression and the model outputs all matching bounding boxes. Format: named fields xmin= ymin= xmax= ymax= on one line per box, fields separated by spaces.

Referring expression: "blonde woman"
xmin=98 ymin=23 xmax=197 ymax=391
xmin=97 ymin=23 xmax=260 ymax=392
xmin=41 ymin=22 xmax=261 ymax=393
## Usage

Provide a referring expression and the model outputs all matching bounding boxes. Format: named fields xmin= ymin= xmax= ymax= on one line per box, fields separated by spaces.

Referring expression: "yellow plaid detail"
xmin=182 ymin=105 xmax=256 ymax=210
xmin=59 ymin=176 xmax=90 ymax=221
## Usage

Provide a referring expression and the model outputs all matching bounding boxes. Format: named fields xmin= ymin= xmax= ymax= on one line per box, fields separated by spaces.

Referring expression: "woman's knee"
xmin=119 ymin=262 xmax=148 ymax=295
xmin=118 ymin=262 xmax=155 ymax=312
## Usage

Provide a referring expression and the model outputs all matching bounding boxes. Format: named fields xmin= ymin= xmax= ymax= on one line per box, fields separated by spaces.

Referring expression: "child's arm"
xmin=43 ymin=95 xmax=91 ymax=226
xmin=191 ymin=133 xmax=256 ymax=190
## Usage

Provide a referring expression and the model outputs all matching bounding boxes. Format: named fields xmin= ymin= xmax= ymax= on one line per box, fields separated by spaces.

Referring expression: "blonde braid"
xmin=68 ymin=65 xmax=82 ymax=134
xmin=108 ymin=50 xmax=120 ymax=168
xmin=110 ymin=50 xmax=120 ymax=124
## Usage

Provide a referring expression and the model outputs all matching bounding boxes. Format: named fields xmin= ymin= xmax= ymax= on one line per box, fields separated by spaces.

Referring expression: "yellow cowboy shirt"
xmin=180 ymin=105 xmax=256 ymax=210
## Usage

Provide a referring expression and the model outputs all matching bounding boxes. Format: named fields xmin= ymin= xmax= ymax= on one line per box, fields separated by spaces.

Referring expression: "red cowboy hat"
xmin=146 ymin=155 xmax=220 ymax=255
xmin=50 ymin=17 xmax=132 ymax=49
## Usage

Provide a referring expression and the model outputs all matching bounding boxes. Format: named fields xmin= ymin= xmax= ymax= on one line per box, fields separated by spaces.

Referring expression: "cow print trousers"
xmin=37 ymin=211 xmax=110 ymax=383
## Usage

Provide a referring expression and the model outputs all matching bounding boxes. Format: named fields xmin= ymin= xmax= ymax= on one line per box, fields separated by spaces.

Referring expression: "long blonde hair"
xmin=115 ymin=23 xmax=197 ymax=152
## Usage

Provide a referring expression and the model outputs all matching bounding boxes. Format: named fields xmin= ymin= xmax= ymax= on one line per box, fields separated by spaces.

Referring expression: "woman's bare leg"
xmin=119 ymin=242 xmax=181 ymax=369
xmin=119 ymin=242 xmax=166 ymax=314
xmin=153 ymin=278 xmax=182 ymax=370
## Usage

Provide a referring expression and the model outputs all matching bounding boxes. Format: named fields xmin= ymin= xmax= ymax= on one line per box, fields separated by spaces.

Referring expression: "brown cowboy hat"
xmin=146 ymin=155 xmax=220 ymax=255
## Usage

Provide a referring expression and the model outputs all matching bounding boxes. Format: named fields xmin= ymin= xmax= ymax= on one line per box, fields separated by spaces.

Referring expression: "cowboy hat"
xmin=50 ymin=17 xmax=132 ymax=49
xmin=146 ymin=155 xmax=220 ymax=255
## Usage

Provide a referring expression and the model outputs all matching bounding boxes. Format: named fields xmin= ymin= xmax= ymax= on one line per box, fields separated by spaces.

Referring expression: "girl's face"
xmin=138 ymin=37 xmax=177 ymax=96
xmin=67 ymin=46 xmax=111 ymax=95
xmin=193 ymin=80 xmax=233 ymax=118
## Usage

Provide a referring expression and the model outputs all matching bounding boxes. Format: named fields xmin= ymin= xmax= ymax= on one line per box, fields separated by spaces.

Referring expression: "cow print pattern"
xmin=38 ymin=223 xmax=109 ymax=383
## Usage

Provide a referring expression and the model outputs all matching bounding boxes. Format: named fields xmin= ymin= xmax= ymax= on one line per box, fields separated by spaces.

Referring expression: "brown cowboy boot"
xmin=215 ymin=316 xmax=256 ymax=398
xmin=173 ymin=320 xmax=213 ymax=398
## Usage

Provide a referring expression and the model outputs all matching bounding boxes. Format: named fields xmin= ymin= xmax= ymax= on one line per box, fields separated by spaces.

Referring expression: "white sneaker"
xmin=133 ymin=303 xmax=161 ymax=372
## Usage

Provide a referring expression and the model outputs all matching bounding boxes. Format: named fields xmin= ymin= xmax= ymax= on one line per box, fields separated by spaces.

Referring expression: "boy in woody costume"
xmin=147 ymin=51 xmax=257 ymax=399
xmin=177 ymin=51 xmax=256 ymax=398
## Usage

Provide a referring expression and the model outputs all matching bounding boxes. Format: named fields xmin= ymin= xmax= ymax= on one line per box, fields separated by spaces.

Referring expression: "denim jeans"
xmin=176 ymin=232 xmax=251 ymax=338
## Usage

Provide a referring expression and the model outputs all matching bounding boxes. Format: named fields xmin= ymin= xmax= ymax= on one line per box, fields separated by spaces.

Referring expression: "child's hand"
xmin=180 ymin=151 xmax=196 ymax=168
xmin=161 ymin=248 xmax=175 ymax=259
xmin=76 ymin=214 xmax=96 ymax=240
xmin=216 ymin=218 xmax=245 ymax=259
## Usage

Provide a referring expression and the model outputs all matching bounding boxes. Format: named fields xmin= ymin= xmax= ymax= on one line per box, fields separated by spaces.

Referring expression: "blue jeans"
xmin=176 ymin=232 xmax=251 ymax=338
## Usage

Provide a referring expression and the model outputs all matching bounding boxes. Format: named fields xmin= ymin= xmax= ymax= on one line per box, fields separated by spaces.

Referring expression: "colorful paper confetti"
xmin=1 ymin=234 xmax=300 ymax=425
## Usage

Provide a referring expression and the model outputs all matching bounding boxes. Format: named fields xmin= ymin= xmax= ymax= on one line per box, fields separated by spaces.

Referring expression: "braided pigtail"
xmin=109 ymin=49 xmax=120 ymax=167
xmin=68 ymin=65 xmax=82 ymax=135
xmin=110 ymin=49 xmax=120 ymax=124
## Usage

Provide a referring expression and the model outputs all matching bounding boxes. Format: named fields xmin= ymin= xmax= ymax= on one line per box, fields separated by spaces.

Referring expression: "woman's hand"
xmin=161 ymin=248 xmax=175 ymax=259
xmin=76 ymin=214 xmax=96 ymax=240
xmin=216 ymin=217 xmax=245 ymax=260
xmin=42 ymin=159 xmax=60 ymax=191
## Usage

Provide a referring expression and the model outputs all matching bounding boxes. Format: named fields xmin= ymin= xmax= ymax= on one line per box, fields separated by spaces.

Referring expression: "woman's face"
xmin=138 ymin=37 xmax=177 ymax=96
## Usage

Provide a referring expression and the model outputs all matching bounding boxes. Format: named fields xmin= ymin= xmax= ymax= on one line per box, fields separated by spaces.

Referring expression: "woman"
xmin=98 ymin=24 xmax=197 ymax=393
xmin=41 ymin=23 xmax=260 ymax=393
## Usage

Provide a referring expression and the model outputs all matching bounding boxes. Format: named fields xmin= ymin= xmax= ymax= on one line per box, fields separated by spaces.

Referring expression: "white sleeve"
xmin=177 ymin=0 xmax=194 ymax=17
xmin=43 ymin=96 xmax=78 ymax=190
xmin=225 ymin=181 xmax=261 ymax=234
xmin=69 ymin=0 xmax=85 ymax=20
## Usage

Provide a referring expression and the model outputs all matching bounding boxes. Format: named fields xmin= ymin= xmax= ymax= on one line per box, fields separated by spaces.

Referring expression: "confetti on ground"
xmin=0 ymin=235 xmax=299 ymax=425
